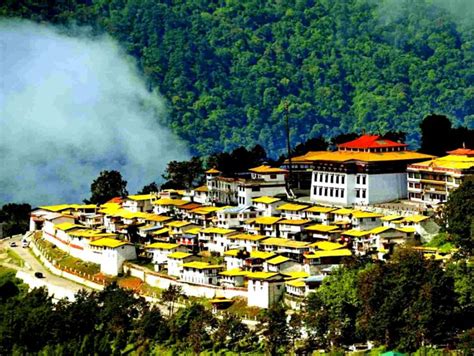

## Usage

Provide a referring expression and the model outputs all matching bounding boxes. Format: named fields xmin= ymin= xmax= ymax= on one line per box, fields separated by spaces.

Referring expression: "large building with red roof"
xmin=287 ymin=135 xmax=433 ymax=206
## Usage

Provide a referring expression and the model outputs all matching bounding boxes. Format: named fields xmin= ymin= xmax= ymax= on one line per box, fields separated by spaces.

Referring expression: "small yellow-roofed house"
xmin=152 ymin=198 xmax=188 ymax=215
xmin=380 ymin=215 xmax=405 ymax=228
xmin=247 ymin=271 xmax=285 ymax=308
xmin=146 ymin=242 xmax=189 ymax=271
xmin=305 ymin=224 xmax=340 ymax=241
xmin=223 ymin=249 xmax=275 ymax=270
xmin=226 ymin=233 xmax=269 ymax=252
xmin=351 ymin=210 xmax=383 ymax=231
xmin=365 ymin=226 xmax=415 ymax=259
xmin=193 ymin=185 xmax=210 ymax=204
xmin=260 ymin=237 xmax=311 ymax=260
xmin=122 ymin=194 xmax=156 ymax=213
xmin=252 ymin=196 xmax=284 ymax=216
xmin=54 ymin=222 xmax=86 ymax=232
xmin=88 ymin=238 xmax=137 ymax=276
xmin=304 ymin=248 xmax=352 ymax=275
xmin=278 ymin=219 xmax=312 ymax=239
xmin=285 ymin=279 xmax=306 ymax=298
xmin=332 ymin=208 xmax=354 ymax=224
xmin=219 ymin=268 xmax=249 ymax=287
xmin=166 ymin=221 xmax=199 ymax=238
xmin=304 ymin=206 xmax=336 ymax=224
xmin=187 ymin=206 xmax=223 ymax=227
xmin=198 ymin=227 xmax=238 ymax=254
xmin=181 ymin=261 xmax=224 ymax=285
xmin=264 ymin=255 xmax=299 ymax=273
xmin=309 ymin=240 xmax=346 ymax=252
xmin=276 ymin=203 xmax=309 ymax=220
xmin=400 ymin=214 xmax=437 ymax=240
xmin=244 ymin=216 xmax=282 ymax=237
xmin=167 ymin=251 xmax=196 ymax=277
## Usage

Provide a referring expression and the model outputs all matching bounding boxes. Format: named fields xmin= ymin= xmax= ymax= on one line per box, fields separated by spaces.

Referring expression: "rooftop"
xmin=252 ymin=196 xmax=282 ymax=204
xmin=249 ymin=165 xmax=287 ymax=174
xmin=338 ymin=134 xmax=407 ymax=149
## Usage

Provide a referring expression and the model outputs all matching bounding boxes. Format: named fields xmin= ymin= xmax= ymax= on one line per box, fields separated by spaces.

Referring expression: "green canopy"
xmin=381 ymin=352 xmax=407 ymax=356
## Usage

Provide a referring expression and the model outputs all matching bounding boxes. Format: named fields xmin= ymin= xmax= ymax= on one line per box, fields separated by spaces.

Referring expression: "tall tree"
xmin=419 ymin=114 xmax=453 ymax=156
xmin=0 ymin=203 xmax=31 ymax=237
xmin=87 ymin=170 xmax=128 ymax=205
xmin=162 ymin=157 xmax=204 ymax=189
xmin=259 ymin=302 xmax=289 ymax=355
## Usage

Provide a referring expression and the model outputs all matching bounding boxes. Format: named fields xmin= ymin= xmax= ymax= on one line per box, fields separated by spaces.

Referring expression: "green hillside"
xmin=2 ymin=0 xmax=473 ymax=155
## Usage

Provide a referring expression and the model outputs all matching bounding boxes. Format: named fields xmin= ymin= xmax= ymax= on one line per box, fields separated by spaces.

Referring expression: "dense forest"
xmin=0 ymin=247 xmax=472 ymax=355
xmin=1 ymin=0 xmax=473 ymax=155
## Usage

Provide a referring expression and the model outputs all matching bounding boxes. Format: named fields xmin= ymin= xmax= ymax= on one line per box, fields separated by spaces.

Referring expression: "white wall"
xmin=367 ymin=173 xmax=407 ymax=204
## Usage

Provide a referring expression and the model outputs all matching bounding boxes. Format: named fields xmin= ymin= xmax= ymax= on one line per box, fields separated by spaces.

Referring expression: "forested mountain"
xmin=1 ymin=0 xmax=473 ymax=155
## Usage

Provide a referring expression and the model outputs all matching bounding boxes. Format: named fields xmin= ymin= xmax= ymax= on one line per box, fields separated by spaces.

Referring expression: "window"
xmin=319 ymin=187 xmax=323 ymax=195
xmin=270 ymin=174 xmax=277 ymax=179
xmin=330 ymin=188 xmax=334 ymax=197
xmin=335 ymin=189 xmax=339 ymax=198
xmin=341 ymin=190 xmax=344 ymax=198
xmin=313 ymin=186 xmax=317 ymax=195
xmin=324 ymin=187 xmax=328 ymax=196
xmin=362 ymin=176 xmax=366 ymax=185
xmin=341 ymin=176 xmax=345 ymax=184
xmin=362 ymin=190 xmax=366 ymax=198
xmin=335 ymin=175 xmax=339 ymax=184
xmin=251 ymin=187 xmax=260 ymax=192
xmin=325 ymin=174 xmax=329 ymax=183
xmin=330 ymin=175 xmax=334 ymax=184
xmin=356 ymin=189 xmax=360 ymax=198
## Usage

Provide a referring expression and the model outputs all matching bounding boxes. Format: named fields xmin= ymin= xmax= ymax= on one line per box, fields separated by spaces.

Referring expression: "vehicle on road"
xmin=34 ymin=272 xmax=44 ymax=278
xmin=22 ymin=240 xmax=29 ymax=248
xmin=9 ymin=241 xmax=17 ymax=247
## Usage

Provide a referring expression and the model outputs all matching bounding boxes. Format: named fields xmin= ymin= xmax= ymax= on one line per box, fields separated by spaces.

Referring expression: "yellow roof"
xmin=352 ymin=211 xmax=383 ymax=219
xmin=194 ymin=185 xmax=209 ymax=192
xmin=89 ymin=238 xmax=129 ymax=249
xmin=260 ymin=237 xmax=311 ymax=249
xmin=147 ymin=242 xmax=180 ymax=250
xmin=182 ymin=261 xmax=223 ymax=270
xmin=191 ymin=206 xmax=222 ymax=215
xmin=219 ymin=268 xmax=249 ymax=277
xmin=224 ymin=249 xmax=242 ymax=257
xmin=342 ymin=229 xmax=371 ymax=237
xmin=167 ymin=220 xmax=193 ymax=228
xmin=403 ymin=215 xmax=429 ymax=223
xmin=285 ymin=279 xmax=306 ymax=288
xmin=249 ymin=165 xmax=287 ymax=174
xmin=39 ymin=204 xmax=74 ymax=212
xmin=228 ymin=233 xmax=268 ymax=241
xmin=282 ymin=271 xmax=310 ymax=279
xmin=252 ymin=196 xmax=282 ymax=204
xmin=410 ymin=154 xmax=474 ymax=171
xmin=310 ymin=241 xmax=346 ymax=251
xmin=333 ymin=208 xmax=354 ymax=215
xmin=397 ymin=227 xmax=416 ymax=233
xmin=306 ymin=224 xmax=339 ymax=233
xmin=69 ymin=229 xmax=116 ymax=238
xmin=277 ymin=203 xmax=309 ymax=211
xmin=369 ymin=226 xmax=394 ymax=235
xmin=267 ymin=255 xmax=291 ymax=265
xmin=151 ymin=227 xmax=170 ymax=236
xmin=246 ymin=271 xmax=281 ymax=280
xmin=296 ymin=150 xmax=433 ymax=163
xmin=167 ymin=251 xmax=193 ymax=259
xmin=200 ymin=227 xmax=236 ymax=235
xmin=205 ymin=168 xmax=221 ymax=174
xmin=380 ymin=215 xmax=403 ymax=222
xmin=250 ymin=250 xmax=276 ymax=259
xmin=54 ymin=222 xmax=85 ymax=231
xmin=305 ymin=206 xmax=337 ymax=213
xmin=279 ymin=219 xmax=311 ymax=225
xmin=306 ymin=249 xmax=352 ymax=259
xmin=142 ymin=214 xmax=172 ymax=223
xmin=126 ymin=194 xmax=155 ymax=201
xmin=153 ymin=198 xmax=188 ymax=206
xmin=253 ymin=216 xmax=282 ymax=225
xmin=185 ymin=227 xmax=202 ymax=235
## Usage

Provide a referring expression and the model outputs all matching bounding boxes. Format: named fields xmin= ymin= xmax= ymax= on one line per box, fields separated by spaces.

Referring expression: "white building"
xmin=226 ymin=233 xmax=269 ymax=252
xmin=181 ymin=261 xmax=224 ymax=285
xmin=146 ymin=242 xmax=188 ymax=271
xmin=276 ymin=203 xmax=309 ymax=220
xmin=304 ymin=206 xmax=336 ymax=224
xmin=407 ymin=148 xmax=474 ymax=205
xmin=198 ymin=227 xmax=237 ymax=254
xmin=264 ymin=255 xmax=299 ymax=272
xmin=122 ymin=194 xmax=156 ymax=213
xmin=224 ymin=249 xmax=275 ymax=270
xmin=167 ymin=251 xmax=195 ymax=277
xmin=88 ymin=238 xmax=137 ymax=276
xmin=216 ymin=206 xmax=260 ymax=229
xmin=219 ymin=269 xmax=248 ymax=287
xmin=277 ymin=219 xmax=312 ymax=239
xmin=243 ymin=216 xmax=282 ymax=237
xmin=351 ymin=211 xmax=383 ymax=231
xmin=247 ymin=272 xmax=285 ymax=308
xmin=291 ymin=135 xmax=433 ymax=206
xmin=252 ymin=196 xmax=284 ymax=216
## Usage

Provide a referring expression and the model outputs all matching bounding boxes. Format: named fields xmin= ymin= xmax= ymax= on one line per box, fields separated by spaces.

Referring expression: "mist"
xmin=0 ymin=20 xmax=189 ymax=206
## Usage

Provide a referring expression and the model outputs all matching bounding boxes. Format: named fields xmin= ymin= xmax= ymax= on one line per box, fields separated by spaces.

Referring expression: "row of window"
xmin=355 ymin=175 xmax=367 ymax=185
xmin=355 ymin=189 xmax=367 ymax=199
xmin=314 ymin=173 xmax=346 ymax=184
xmin=313 ymin=186 xmax=345 ymax=198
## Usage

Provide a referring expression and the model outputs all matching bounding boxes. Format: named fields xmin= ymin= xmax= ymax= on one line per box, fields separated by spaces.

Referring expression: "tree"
xmin=138 ymin=182 xmax=159 ymax=194
xmin=259 ymin=302 xmax=289 ymax=355
xmin=419 ymin=114 xmax=453 ymax=156
xmin=87 ymin=170 xmax=128 ymax=205
xmin=0 ymin=203 xmax=31 ymax=237
xmin=211 ymin=312 xmax=249 ymax=352
xmin=442 ymin=179 xmax=474 ymax=255
xmin=161 ymin=285 xmax=184 ymax=318
xmin=162 ymin=157 xmax=204 ymax=189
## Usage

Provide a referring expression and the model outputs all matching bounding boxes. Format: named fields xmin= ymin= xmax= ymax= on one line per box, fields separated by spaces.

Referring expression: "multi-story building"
xmin=205 ymin=165 xmax=288 ymax=206
xmin=293 ymin=135 xmax=433 ymax=206
xmin=407 ymin=148 xmax=474 ymax=205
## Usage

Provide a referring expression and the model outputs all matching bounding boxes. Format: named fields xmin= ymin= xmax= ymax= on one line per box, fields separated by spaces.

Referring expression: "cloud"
xmin=0 ymin=19 xmax=189 ymax=206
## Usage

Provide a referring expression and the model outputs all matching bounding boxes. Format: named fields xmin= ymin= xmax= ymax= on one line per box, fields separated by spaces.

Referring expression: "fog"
xmin=0 ymin=20 xmax=189 ymax=206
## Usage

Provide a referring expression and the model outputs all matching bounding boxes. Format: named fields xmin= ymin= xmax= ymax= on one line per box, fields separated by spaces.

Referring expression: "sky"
xmin=0 ymin=20 xmax=189 ymax=206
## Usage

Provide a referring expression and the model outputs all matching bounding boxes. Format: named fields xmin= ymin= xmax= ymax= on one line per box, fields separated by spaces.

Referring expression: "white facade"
xmin=247 ymin=274 xmax=285 ymax=308
xmin=181 ymin=264 xmax=223 ymax=285
xmin=92 ymin=244 xmax=137 ymax=276
xmin=167 ymin=254 xmax=195 ymax=277
xmin=311 ymin=171 xmax=407 ymax=206
xmin=237 ymin=184 xmax=286 ymax=207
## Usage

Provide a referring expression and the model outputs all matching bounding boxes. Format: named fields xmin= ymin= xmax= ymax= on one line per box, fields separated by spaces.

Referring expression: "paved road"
xmin=0 ymin=235 xmax=90 ymax=298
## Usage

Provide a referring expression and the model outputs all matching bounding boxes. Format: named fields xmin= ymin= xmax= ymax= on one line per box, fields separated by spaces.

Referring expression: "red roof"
xmin=107 ymin=197 xmax=123 ymax=204
xmin=338 ymin=135 xmax=407 ymax=149
xmin=446 ymin=148 xmax=474 ymax=156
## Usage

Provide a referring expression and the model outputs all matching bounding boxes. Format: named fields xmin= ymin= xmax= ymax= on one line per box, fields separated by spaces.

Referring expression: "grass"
xmin=6 ymin=248 xmax=25 ymax=267
xmin=36 ymin=238 xmax=100 ymax=275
